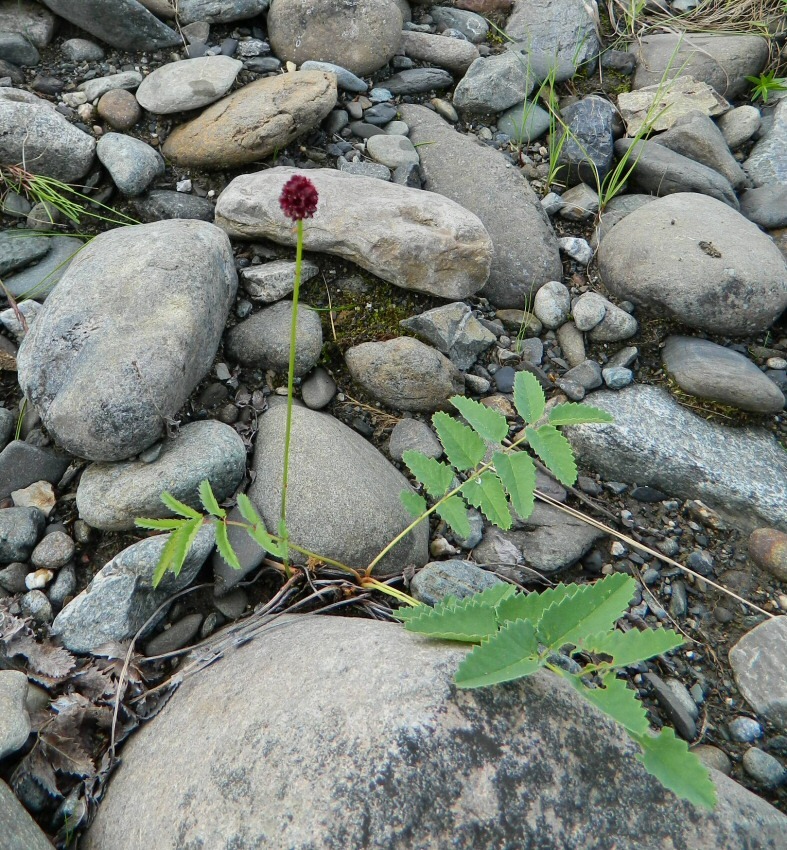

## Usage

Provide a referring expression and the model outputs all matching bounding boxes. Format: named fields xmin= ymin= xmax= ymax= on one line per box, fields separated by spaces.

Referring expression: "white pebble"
xmin=25 ymin=569 xmax=54 ymax=590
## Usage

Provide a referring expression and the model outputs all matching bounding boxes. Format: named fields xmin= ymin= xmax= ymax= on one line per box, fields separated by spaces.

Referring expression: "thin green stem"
xmin=280 ymin=220 xmax=304 ymax=572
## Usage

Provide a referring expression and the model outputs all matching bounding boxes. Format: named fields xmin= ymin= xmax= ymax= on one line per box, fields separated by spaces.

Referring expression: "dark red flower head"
xmin=279 ymin=174 xmax=319 ymax=221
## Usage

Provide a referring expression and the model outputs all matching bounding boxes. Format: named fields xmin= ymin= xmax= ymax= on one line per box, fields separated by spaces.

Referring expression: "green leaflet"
xmin=581 ymin=627 xmax=684 ymax=668
xmin=135 ymin=517 xmax=187 ymax=531
xmin=398 ymin=590 xmax=506 ymax=642
xmin=633 ymin=727 xmax=717 ymax=810
xmin=456 ymin=619 xmax=542 ymax=688
xmin=450 ymin=395 xmax=509 ymax=443
xmin=513 ymin=371 xmax=545 ymax=424
xmin=537 ymin=573 xmax=635 ymax=650
xmin=198 ymin=479 xmax=225 ymax=518
xmin=432 ymin=411 xmax=486 ymax=471
xmin=402 ymin=451 xmax=453 ymax=498
xmin=493 ymin=451 xmax=535 ymax=520
xmin=400 ymin=490 xmax=427 ymax=518
xmin=436 ymin=494 xmax=472 ymax=538
xmin=152 ymin=517 xmax=203 ymax=587
xmin=570 ymin=673 xmax=650 ymax=736
xmin=160 ymin=491 xmax=201 ymax=520
xmin=215 ymin=522 xmax=241 ymax=571
xmin=524 ymin=424 xmax=577 ymax=486
xmin=236 ymin=493 xmax=263 ymax=527
xmin=547 ymin=402 xmax=614 ymax=426
xmin=496 ymin=583 xmax=580 ymax=628
xmin=247 ymin=523 xmax=285 ymax=559
xmin=461 ymin=471 xmax=512 ymax=529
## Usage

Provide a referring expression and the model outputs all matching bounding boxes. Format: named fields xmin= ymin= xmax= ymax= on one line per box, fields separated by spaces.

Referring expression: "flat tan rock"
xmin=161 ymin=71 xmax=337 ymax=169
xmin=215 ymin=167 xmax=493 ymax=298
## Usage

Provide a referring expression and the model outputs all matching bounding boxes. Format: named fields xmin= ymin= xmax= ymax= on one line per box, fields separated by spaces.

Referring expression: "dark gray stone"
xmin=399 ymin=302 xmax=495 ymax=370
xmin=17 ymin=221 xmax=237 ymax=461
xmin=144 ymin=613 xmax=203 ymax=656
xmin=662 ymin=336 xmax=785 ymax=414
xmin=300 ymin=366 xmax=336 ymax=410
xmin=614 ymin=138 xmax=738 ymax=209
xmin=566 ymin=386 xmax=787 ymax=534
xmin=0 ymin=407 xmax=12 ymax=449
xmin=410 ymin=559 xmax=503 ymax=605
xmin=226 ymin=300 xmax=323 ymax=378
xmin=557 ymin=95 xmax=616 ymax=186
xmin=378 ymin=68 xmax=453 ymax=95
xmin=247 ymin=404 xmax=429 ymax=577
xmin=81 ymin=614 xmax=787 ymax=850
xmin=52 ymin=526 xmax=215 ymax=654
xmin=0 ymin=779 xmax=53 ymax=850
xmin=646 ymin=672 xmax=697 ymax=741
xmin=0 ymin=441 xmax=71 ymax=500
xmin=430 ymin=6 xmax=488 ymax=43
xmin=0 ymin=32 xmax=38 ymax=66
xmin=212 ymin=504 xmax=266 ymax=594
xmin=3 ymin=235 xmax=84 ymax=299
xmin=39 ymin=0 xmax=180 ymax=51
xmin=175 ymin=0 xmax=270 ymax=24
xmin=131 ymin=189 xmax=215 ymax=223
xmin=401 ymin=104 xmax=561 ymax=309
xmin=742 ymin=748 xmax=787 ymax=787
xmin=453 ymin=50 xmax=536 ymax=114
xmin=0 ymin=506 xmax=45 ymax=563
xmin=0 ymin=229 xmax=50 ymax=277
xmin=30 ymin=530 xmax=74 ymax=569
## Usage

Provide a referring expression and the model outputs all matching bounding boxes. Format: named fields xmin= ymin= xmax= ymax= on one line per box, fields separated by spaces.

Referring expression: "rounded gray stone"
xmin=173 ymin=0 xmax=269 ymax=24
xmin=388 ymin=418 xmax=442 ymax=462
xmin=742 ymin=748 xmax=787 ymax=787
xmin=2 ymin=235 xmax=84 ymax=300
xmin=267 ymin=0 xmax=403 ymax=76
xmin=0 ymin=507 xmax=45 ymax=564
xmin=365 ymin=134 xmax=419 ymax=169
xmin=598 ymin=193 xmax=787 ymax=336
xmin=17 ymin=220 xmax=237 ymax=462
xmin=52 ymin=526 xmax=215 ymax=654
xmin=717 ymin=105 xmax=760 ymax=150
xmin=572 ymin=292 xmax=607 ymax=331
xmin=225 ymin=300 xmax=323 ymax=377
xmin=533 ymin=280 xmax=570 ymax=329
xmin=345 ymin=337 xmax=464 ymax=413
xmin=300 ymin=60 xmax=368 ymax=93
xmin=399 ymin=30 xmax=479 ymax=75
xmin=662 ymin=336 xmax=785 ymax=414
xmin=248 ymin=404 xmax=428 ymax=577
xmin=21 ymin=588 xmax=52 ymax=623
xmin=497 ymin=99 xmax=550 ymax=143
xmin=30 ymin=530 xmax=74 ymax=570
xmin=410 ymin=559 xmax=503 ymax=605
xmin=135 ymin=56 xmax=243 ymax=114
xmin=76 ymin=420 xmax=246 ymax=531
xmin=96 ymin=133 xmax=165 ymax=197
xmin=300 ymin=366 xmax=336 ymax=410
xmin=0 ymin=670 xmax=30 ymax=760
xmin=81 ymin=614 xmax=787 ymax=850
xmin=61 ymin=38 xmax=104 ymax=62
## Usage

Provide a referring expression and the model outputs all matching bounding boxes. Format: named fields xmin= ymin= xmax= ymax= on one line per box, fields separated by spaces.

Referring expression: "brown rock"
xmin=161 ymin=71 xmax=337 ymax=169
xmin=96 ymin=88 xmax=141 ymax=130
xmin=749 ymin=528 xmax=787 ymax=582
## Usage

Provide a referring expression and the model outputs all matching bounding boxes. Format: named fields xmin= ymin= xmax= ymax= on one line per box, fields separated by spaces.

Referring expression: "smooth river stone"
xmin=135 ymin=56 xmax=243 ymax=114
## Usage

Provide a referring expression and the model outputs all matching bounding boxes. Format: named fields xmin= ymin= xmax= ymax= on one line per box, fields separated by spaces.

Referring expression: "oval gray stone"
xmin=663 ymin=336 xmax=785 ymax=413
xmin=51 ymin=526 xmax=215 ymax=654
xmin=0 ymin=507 xmax=45 ymax=564
xmin=410 ymin=559 xmax=502 ymax=605
xmin=215 ymin=166 xmax=493 ymax=299
xmin=81 ymin=614 xmax=787 ymax=850
xmin=17 ymin=221 xmax=237 ymax=461
xmin=76 ymin=421 xmax=246 ymax=531
xmin=96 ymin=133 xmax=164 ymax=197
xmin=0 ymin=670 xmax=30 ymax=760
xmin=135 ymin=56 xmax=243 ymax=114
xmin=565 ymin=385 xmax=787 ymax=534
xmin=0 ymin=88 xmax=95 ymax=182
xmin=247 ymin=404 xmax=428 ymax=577
xmin=598 ymin=193 xmax=787 ymax=335
xmin=345 ymin=337 xmax=464 ymax=413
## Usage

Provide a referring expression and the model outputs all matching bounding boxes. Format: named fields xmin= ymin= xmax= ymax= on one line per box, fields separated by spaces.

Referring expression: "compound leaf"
xmin=246 ymin=523 xmax=285 ymax=559
xmin=547 ymin=403 xmax=614 ymax=426
xmin=400 ymin=490 xmax=427 ymax=518
xmin=153 ymin=517 xmax=203 ymax=587
xmin=215 ymin=522 xmax=241 ymax=571
xmin=537 ymin=573 xmax=636 ymax=650
xmin=432 ymin=411 xmax=485 ymax=471
xmin=436 ymin=494 xmax=471 ymax=539
xmin=524 ymin=425 xmax=577 ymax=486
xmin=402 ymin=451 xmax=453 ymax=498
xmin=198 ymin=479 xmax=225 ymax=518
xmin=450 ymin=395 xmax=508 ymax=443
xmin=493 ymin=451 xmax=536 ymax=519
xmin=496 ymin=583 xmax=580 ymax=628
xmin=160 ymin=491 xmax=201 ymax=520
xmin=461 ymin=471 xmax=512 ymax=529
xmin=455 ymin=619 xmax=542 ymax=688
xmin=571 ymin=673 xmax=650 ymax=736
xmin=581 ymin=627 xmax=684 ymax=669
xmin=513 ymin=371 xmax=545 ymax=425
xmin=633 ymin=727 xmax=717 ymax=810
xmin=399 ymin=590 xmax=509 ymax=642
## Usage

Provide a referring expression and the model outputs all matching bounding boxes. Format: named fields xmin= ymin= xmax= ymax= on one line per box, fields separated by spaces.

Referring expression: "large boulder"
xmin=400 ymin=104 xmax=561 ymax=308
xmin=565 ymin=385 xmax=787 ymax=534
xmin=83 ymin=614 xmax=787 ymax=850
xmin=17 ymin=221 xmax=237 ymax=462
xmin=161 ymin=72 xmax=337 ymax=169
xmin=0 ymin=89 xmax=95 ymax=182
xmin=247 ymin=403 xmax=428 ymax=577
xmin=598 ymin=193 xmax=787 ymax=335
xmin=215 ymin=167 xmax=493 ymax=299
xmin=39 ymin=0 xmax=180 ymax=51
xmin=267 ymin=0 xmax=402 ymax=76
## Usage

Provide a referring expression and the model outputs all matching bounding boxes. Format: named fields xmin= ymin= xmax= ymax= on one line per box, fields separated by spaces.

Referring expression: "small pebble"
xmin=24 ymin=569 xmax=53 ymax=590
xmin=742 ymin=747 xmax=787 ymax=787
xmin=729 ymin=716 xmax=763 ymax=742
